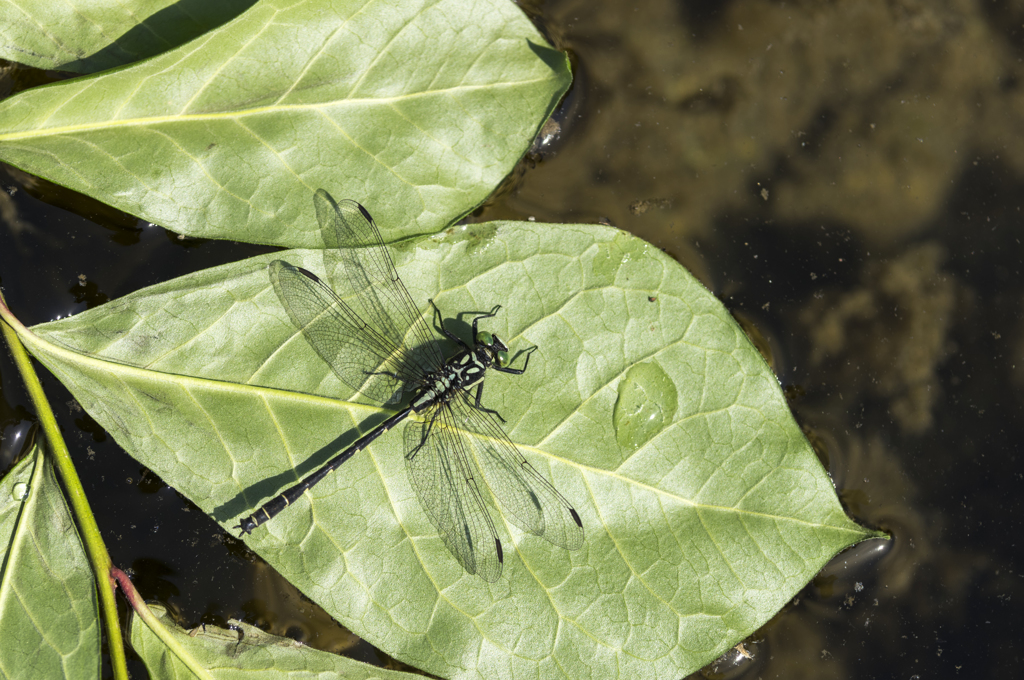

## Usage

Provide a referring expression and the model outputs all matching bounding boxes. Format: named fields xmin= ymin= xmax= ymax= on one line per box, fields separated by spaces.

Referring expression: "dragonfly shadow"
xmin=213 ymin=409 xmax=399 ymax=525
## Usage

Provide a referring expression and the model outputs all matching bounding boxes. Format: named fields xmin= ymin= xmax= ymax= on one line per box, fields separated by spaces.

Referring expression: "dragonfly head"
xmin=476 ymin=330 xmax=510 ymax=367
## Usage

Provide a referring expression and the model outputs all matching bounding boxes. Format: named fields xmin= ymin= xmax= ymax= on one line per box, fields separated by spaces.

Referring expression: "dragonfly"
xmin=236 ymin=189 xmax=584 ymax=581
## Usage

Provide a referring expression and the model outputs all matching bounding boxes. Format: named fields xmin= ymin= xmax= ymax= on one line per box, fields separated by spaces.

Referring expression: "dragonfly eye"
xmin=477 ymin=330 xmax=494 ymax=348
xmin=495 ymin=349 xmax=509 ymax=367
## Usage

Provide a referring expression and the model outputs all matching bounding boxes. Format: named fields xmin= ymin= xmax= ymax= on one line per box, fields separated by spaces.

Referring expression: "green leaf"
xmin=17 ymin=220 xmax=881 ymax=678
xmin=0 ymin=442 xmax=101 ymax=678
xmin=0 ymin=0 xmax=569 ymax=247
xmin=0 ymin=0 xmax=256 ymax=73
xmin=131 ymin=603 xmax=421 ymax=679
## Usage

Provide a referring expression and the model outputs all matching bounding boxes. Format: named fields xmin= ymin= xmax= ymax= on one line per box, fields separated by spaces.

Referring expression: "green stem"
xmin=0 ymin=293 xmax=129 ymax=680
xmin=112 ymin=568 xmax=217 ymax=679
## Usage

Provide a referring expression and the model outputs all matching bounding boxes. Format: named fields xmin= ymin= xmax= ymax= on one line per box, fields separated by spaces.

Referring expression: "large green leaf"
xmin=131 ymin=603 xmax=421 ymax=679
xmin=12 ymin=219 xmax=880 ymax=678
xmin=0 ymin=443 xmax=100 ymax=678
xmin=0 ymin=0 xmax=569 ymax=247
xmin=0 ymin=0 xmax=256 ymax=73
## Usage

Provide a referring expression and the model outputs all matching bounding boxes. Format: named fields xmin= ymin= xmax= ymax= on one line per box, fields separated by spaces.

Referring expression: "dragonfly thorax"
xmin=411 ymin=337 xmax=504 ymax=413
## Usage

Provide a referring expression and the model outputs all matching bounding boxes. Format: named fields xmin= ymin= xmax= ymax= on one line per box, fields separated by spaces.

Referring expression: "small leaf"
xmin=131 ymin=603 xmax=421 ymax=679
xmin=0 ymin=0 xmax=570 ymax=246
xmin=0 ymin=0 xmax=257 ymax=73
xmin=0 ymin=443 xmax=100 ymax=677
xmin=18 ymin=220 xmax=881 ymax=678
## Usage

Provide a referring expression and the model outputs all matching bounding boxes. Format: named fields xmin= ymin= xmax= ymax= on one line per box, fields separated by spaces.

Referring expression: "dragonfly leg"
xmin=429 ymin=299 xmax=472 ymax=350
xmin=406 ymin=409 xmax=438 ymax=459
xmin=470 ymin=306 xmax=501 ymax=337
xmin=493 ymin=345 xmax=537 ymax=375
xmin=471 ymin=382 xmax=507 ymax=423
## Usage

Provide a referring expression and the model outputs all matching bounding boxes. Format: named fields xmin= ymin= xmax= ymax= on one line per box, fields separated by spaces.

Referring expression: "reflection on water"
xmin=507 ymin=1 xmax=1024 ymax=678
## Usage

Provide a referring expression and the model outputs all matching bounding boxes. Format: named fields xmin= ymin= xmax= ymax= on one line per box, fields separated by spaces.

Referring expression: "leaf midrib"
xmin=28 ymin=312 xmax=847 ymax=533
xmin=0 ymin=79 xmax=557 ymax=142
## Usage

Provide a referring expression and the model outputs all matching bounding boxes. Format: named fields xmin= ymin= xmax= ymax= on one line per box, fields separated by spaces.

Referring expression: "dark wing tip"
xmin=570 ymin=507 xmax=583 ymax=529
xmin=495 ymin=538 xmax=504 ymax=564
xmin=295 ymin=266 xmax=320 ymax=283
xmin=355 ymin=203 xmax=374 ymax=223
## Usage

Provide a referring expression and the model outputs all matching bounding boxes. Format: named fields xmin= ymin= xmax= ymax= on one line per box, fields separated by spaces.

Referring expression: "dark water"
xmin=2 ymin=1 xmax=1022 ymax=678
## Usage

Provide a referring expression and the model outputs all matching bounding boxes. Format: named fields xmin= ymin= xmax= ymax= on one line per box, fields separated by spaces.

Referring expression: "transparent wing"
xmin=404 ymin=406 xmax=503 ymax=582
xmin=315 ymin=190 xmax=445 ymax=377
xmin=451 ymin=391 xmax=584 ymax=551
xmin=270 ymin=260 xmax=418 ymax=402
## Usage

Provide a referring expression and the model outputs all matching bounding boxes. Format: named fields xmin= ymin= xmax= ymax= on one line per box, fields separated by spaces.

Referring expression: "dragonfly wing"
xmin=270 ymin=260 xmax=413 ymax=402
xmin=315 ymin=190 xmax=445 ymax=377
xmin=404 ymin=407 xmax=503 ymax=582
xmin=453 ymin=392 xmax=584 ymax=551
